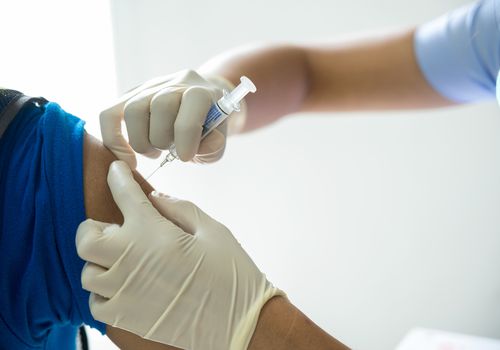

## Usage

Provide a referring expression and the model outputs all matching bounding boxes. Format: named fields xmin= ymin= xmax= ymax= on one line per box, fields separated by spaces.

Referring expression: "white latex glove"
xmin=76 ymin=161 xmax=283 ymax=350
xmin=100 ymin=70 xmax=247 ymax=169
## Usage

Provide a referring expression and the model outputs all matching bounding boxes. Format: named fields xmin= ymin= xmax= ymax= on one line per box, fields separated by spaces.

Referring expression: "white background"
xmin=1 ymin=1 xmax=499 ymax=350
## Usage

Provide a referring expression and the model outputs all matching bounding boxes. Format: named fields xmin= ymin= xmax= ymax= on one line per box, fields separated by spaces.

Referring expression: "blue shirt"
xmin=0 ymin=102 xmax=105 ymax=349
xmin=414 ymin=0 xmax=500 ymax=103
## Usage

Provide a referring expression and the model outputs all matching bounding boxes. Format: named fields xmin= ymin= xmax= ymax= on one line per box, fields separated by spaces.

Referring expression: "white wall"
xmin=0 ymin=1 xmax=117 ymax=134
xmin=108 ymin=1 xmax=500 ymax=349
xmin=0 ymin=0 xmax=117 ymax=350
xmin=0 ymin=1 xmax=117 ymax=348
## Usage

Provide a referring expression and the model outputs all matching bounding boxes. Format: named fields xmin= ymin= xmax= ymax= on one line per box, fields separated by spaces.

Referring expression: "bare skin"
xmin=200 ymin=29 xmax=453 ymax=132
xmin=83 ymin=133 xmax=348 ymax=349
xmin=81 ymin=28 xmax=449 ymax=349
xmin=84 ymin=133 xmax=172 ymax=350
xmin=247 ymin=296 xmax=349 ymax=350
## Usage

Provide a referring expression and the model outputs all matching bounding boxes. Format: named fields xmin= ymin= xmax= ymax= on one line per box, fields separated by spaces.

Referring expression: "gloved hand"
xmin=100 ymin=70 xmax=247 ymax=169
xmin=76 ymin=160 xmax=283 ymax=350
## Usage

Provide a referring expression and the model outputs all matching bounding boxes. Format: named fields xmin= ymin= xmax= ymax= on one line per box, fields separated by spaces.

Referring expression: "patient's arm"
xmin=83 ymin=133 xmax=348 ymax=350
xmin=83 ymin=132 xmax=181 ymax=350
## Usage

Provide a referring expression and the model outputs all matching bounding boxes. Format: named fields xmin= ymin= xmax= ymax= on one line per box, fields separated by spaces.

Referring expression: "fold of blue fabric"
xmin=0 ymin=101 xmax=105 ymax=350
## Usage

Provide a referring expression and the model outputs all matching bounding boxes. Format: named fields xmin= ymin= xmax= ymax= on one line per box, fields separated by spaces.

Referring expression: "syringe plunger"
xmin=218 ymin=76 xmax=256 ymax=114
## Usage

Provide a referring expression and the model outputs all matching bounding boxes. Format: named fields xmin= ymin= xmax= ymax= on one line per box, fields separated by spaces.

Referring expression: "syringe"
xmin=144 ymin=76 xmax=257 ymax=180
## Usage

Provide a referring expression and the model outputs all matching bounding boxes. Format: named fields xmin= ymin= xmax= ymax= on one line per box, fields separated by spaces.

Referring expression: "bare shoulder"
xmin=82 ymin=132 xmax=153 ymax=224
xmin=82 ymin=132 xmax=176 ymax=349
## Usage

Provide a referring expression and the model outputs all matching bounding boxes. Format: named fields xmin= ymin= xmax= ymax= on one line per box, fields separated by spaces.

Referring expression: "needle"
xmin=140 ymin=164 xmax=163 ymax=186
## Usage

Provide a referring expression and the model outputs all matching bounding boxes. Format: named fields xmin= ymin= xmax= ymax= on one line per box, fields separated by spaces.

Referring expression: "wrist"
xmin=248 ymin=296 xmax=350 ymax=350
xmin=247 ymin=296 xmax=292 ymax=350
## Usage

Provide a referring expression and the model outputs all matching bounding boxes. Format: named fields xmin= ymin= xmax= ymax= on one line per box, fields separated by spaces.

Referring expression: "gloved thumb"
xmin=100 ymin=103 xmax=138 ymax=169
xmin=107 ymin=160 xmax=161 ymax=220
xmin=148 ymin=192 xmax=207 ymax=235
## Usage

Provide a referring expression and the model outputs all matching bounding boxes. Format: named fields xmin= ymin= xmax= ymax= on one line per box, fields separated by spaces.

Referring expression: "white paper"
xmin=396 ymin=328 xmax=500 ymax=350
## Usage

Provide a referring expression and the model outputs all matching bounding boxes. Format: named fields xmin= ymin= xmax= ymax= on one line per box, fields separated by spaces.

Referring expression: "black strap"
xmin=0 ymin=89 xmax=81 ymax=347
xmin=0 ymin=92 xmax=48 ymax=139
xmin=0 ymin=89 xmax=23 ymax=111
xmin=79 ymin=326 xmax=89 ymax=350
xmin=0 ymin=95 xmax=32 ymax=139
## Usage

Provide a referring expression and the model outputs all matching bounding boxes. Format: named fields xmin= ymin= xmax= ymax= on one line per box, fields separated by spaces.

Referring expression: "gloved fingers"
xmin=123 ymin=87 xmax=162 ymax=158
xmin=148 ymin=192 xmax=204 ymax=235
xmin=107 ymin=160 xmax=163 ymax=221
xmin=194 ymin=120 xmax=227 ymax=164
xmin=89 ymin=292 xmax=113 ymax=325
xmin=134 ymin=72 xmax=177 ymax=92
xmin=149 ymin=87 xmax=183 ymax=150
xmin=99 ymin=79 xmax=172 ymax=169
xmin=174 ymin=69 xmax=210 ymax=86
xmin=174 ymin=86 xmax=214 ymax=161
xmin=100 ymin=103 xmax=138 ymax=169
xmin=76 ymin=219 xmax=125 ymax=269
xmin=81 ymin=263 xmax=118 ymax=299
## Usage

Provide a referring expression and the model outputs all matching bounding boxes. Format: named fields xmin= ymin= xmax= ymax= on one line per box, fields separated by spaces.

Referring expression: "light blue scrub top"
xmin=414 ymin=0 xmax=500 ymax=104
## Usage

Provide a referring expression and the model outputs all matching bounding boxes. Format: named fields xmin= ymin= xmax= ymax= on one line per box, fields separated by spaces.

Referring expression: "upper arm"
xmin=83 ymin=132 xmax=181 ymax=350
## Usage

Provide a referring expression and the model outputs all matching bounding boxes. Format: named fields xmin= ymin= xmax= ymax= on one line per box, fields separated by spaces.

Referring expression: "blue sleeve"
xmin=414 ymin=0 xmax=500 ymax=103
xmin=0 ymin=102 xmax=105 ymax=349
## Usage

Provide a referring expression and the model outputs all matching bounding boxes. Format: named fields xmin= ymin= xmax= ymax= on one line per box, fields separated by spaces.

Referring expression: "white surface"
xmin=108 ymin=1 xmax=500 ymax=350
xmin=396 ymin=328 xmax=500 ymax=350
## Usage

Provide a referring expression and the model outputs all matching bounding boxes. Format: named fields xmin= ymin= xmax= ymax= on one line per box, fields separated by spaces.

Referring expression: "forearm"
xmin=248 ymin=297 xmax=350 ymax=350
xmin=199 ymin=29 xmax=452 ymax=132
xmin=84 ymin=133 xmax=349 ymax=349
xmin=301 ymin=29 xmax=452 ymax=112
xmin=199 ymin=44 xmax=309 ymax=131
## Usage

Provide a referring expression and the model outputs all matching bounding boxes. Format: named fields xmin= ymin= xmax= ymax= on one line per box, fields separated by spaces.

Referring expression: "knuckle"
xmin=123 ymin=100 xmax=145 ymax=122
xmin=184 ymin=85 xmax=211 ymax=100
xmin=181 ymin=69 xmax=200 ymax=81
xmin=177 ymin=152 xmax=192 ymax=162
xmin=150 ymin=136 xmax=172 ymax=151
xmin=150 ymin=136 xmax=170 ymax=150
xmin=209 ymin=220 xmax=233 ymax=239
xmin=150 ymin=96 xmax=177 ymax=130
xmin=139 ymin=198 xmax=154 ymax=212
xmin=99 ymin=109 xmax=111 ymax=121
xmin=81 ymin=265 xmax=94 ymax=290
xmin=99 ymin=105 xmax=119 ymax=122
xmin=177 ymin=199 xmax=196 ymax=213
xmin=76 ymin=230 xmax=92 ymax=258
xmin=177 ymin=198 xmax=193 ymax=207
xmin=89 ymin=295 xmax=108 ymax=321
xmin=77 ymin=238 xmax=93 ymax=260
xmin=129 ymin=138 xmax=149 ymax=154
xmin=150 ymin=91 xmax=171 ymax=111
